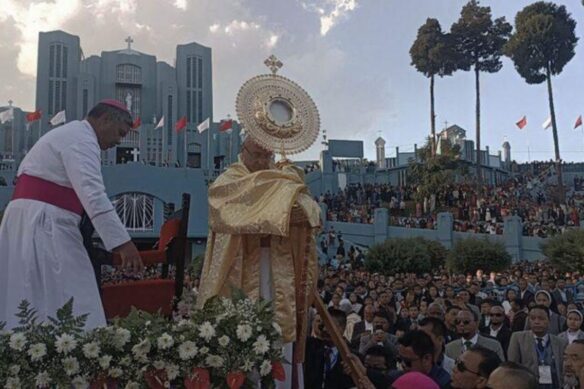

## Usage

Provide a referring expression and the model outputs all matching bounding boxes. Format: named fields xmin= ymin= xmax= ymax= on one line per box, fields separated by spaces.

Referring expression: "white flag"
xmin=197 ymin=117 xmax=210 ymax=133
xmin=542 ymin=116 xmax=552 ymax=130
xmin=155 ymin=116 xmax=164 ymax=130
xmin=50 ymin=110 xmax=66 ymax=126
xmin=0 ymin=108 xmax=14 ymax=124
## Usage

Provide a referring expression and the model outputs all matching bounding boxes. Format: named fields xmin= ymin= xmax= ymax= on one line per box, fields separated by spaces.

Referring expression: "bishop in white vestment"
xmin=0 ymin=100 xmax=142 ymax=329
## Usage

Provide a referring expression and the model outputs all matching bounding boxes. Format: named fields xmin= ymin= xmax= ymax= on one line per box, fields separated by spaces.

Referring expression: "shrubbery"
xmin=365 ymin=237 xmax=447 ymax=274
xmin=542 ymin=229 xmax=584 ymax=272
xmin=446 ymin=237 xmax=511 ymax=274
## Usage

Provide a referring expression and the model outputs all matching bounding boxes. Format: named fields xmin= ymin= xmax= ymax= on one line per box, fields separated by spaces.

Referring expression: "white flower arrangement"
xmin=0 ymin=291 xmax=286 ymax=388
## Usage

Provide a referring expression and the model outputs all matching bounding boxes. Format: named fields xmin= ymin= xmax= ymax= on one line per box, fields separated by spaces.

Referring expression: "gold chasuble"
xmin=198 ymin=160 xmax=321 ymax=360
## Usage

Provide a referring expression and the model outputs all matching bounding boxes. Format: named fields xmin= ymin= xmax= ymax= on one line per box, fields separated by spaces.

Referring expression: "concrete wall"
xmin=326 ymin=210 xmax=547 ymax=261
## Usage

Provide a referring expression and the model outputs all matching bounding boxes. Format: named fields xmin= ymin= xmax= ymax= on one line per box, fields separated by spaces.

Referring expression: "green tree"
xmin=410 ymin=18 xmax=458 ymax=156
xmin=365 ymin=237 xmax=447 ymax=275
xmin=541 ymin=229 xmax=584 ymax=272
xmin=408 ymin=137 xmax=467 ymax=205
xmin=504 ymin=2 xmax=578 ymax=202
xmin=450 ymin=0 xmax=511 ymax=184
xmin=446 ymin=237 xmax=511 ymax=274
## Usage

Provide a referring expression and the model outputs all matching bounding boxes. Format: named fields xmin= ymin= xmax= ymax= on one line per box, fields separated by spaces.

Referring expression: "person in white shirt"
xmin=0 ymin=100 xmax=143 ymax=329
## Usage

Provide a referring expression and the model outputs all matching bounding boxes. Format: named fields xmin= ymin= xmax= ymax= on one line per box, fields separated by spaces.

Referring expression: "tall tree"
xmin=410 ymin=18 xmax=458 ymax=156
xmin=450 ymin=0 xmax=511 ymax=184
xmin=504 ymin=2 xmax=578 ymax=203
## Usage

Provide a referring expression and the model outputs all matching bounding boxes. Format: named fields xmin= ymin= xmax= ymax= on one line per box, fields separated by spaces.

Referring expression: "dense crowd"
xmin=305 ymin=260 xmax=584 ymax=388
xmin=322 ymin=170 xmax=584 ymax=238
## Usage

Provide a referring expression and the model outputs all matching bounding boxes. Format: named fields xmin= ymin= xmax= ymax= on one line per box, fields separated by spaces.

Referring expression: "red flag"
xmin=175 ymin=116 xmax=187 ymax=132
xmin=515 ymin=115 xmax=527 ymax=130
xmin=131 ymin=117 xmax=141 ymax=130
xmin=26 ymin=110 xmax=42 ymax=123
xmin=219 ymin=119 xmax=233 ymax=132
xmin=575 ymin=115 xmax=582 ymax=129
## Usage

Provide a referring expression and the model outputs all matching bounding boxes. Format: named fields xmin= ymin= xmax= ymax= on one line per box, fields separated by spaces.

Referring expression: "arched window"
xmin=112 ymin=193 xmax=154 ymax=231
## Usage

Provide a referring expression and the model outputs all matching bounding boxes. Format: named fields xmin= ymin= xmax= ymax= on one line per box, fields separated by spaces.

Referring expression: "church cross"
xmin=130 ymin=148 xmax=140 ymax=162
xmin=444 ymin=120 xmax=449 ymax=129
xmin=264 ymin=55 xmax=283 ymax=75
xmin=125 ymin=36 xmax=134 ymax=50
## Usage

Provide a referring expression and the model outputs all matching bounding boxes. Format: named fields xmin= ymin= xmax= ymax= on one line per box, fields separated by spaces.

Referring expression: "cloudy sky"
xmin=1 ymin=0 xmax=584 ymax=162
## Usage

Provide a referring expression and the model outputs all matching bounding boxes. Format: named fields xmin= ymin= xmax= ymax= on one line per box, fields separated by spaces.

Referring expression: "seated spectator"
xmin=390 ymin=329 xmax=451 ymax=387
xmin=445 ymin=309 xmax=505 ymax=362
xmin=508 ymin=305 xmax=567 ymax=388
xmin=450 ymin=346 xmax=501 ymax=389
xmin=564 ymin=339 xmax=584 ymax=389
xmin=486 ymin=361 xmax=537 ymax=389
xmin=559 ymin=310 xmax=584 ymax=344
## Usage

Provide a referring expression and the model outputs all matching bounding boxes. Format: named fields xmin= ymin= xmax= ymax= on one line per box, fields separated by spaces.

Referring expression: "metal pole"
xmin=207 ymin=125 xmax=211 ymax=171
xmin=184 ymin=128 xmax=188 ymax=169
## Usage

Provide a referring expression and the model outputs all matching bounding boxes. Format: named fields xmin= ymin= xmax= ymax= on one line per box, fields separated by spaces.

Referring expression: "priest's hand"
xmin=114 ymin=241 xmax=144 ymax=274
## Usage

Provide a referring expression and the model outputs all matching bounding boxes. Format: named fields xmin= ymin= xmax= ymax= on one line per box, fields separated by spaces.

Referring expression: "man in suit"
xmin=507 ymin=305 xmax=568 ymax=388
xmin=552 ymin=278 xmax=574 ymax=307
xmin=450 ymin=346 xmax=501 ymax=389
xmin=445 ymin=309 xmax=505 ymax=362
xmin=519 ymin=277 xmax=535 ymax=307
xmin=419 ymin=317 xmax=455 ymax=375
xmin=350 ymin=304 xmax=375 ymax=351
xmin=481 ymin=304 xmax=512 ymax=358
xmin=359 ymin=312 xmax=398 ymax=357
xmin=304 ymin=308 xmax=354 ymax=389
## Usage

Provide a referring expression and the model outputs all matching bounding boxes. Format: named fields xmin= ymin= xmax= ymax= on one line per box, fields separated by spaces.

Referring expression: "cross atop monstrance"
xmin=125 ymin=36 xmax=134 ymax=50
xmin=264 ymin=55 xmax=283 ymax=75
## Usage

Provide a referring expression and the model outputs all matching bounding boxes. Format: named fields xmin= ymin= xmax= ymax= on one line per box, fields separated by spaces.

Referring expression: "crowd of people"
xmin=304 ymin=260 xmax=584 ymax=388
xmin=321 ymin=170 xmax=584 ymax=238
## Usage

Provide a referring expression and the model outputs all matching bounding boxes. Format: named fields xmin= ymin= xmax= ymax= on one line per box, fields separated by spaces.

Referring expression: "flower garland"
xmin=0 ymin=290 xmax=285 ymax=388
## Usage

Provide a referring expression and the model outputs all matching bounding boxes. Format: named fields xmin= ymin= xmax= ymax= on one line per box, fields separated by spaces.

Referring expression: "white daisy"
xmin=99 ymin=355 xmax=112 ymax=369
xmin=178 ymin=341 xmax=198 ymax=360
xmin=153 ymin=360 xmax=166 ymax=370
xmin=28 ymin=343 xmax=47 ymax=362
xmin=242 ymin=359 xmax=254 ymax=372
xmin=253 ymin=335 xmax=270 ymax=355
xmin=205 ymin=354 xmax=224 ymax=368
xmin=259 ymin=360 xmax=272 ymax=376
xmin=218 ymin=335 xmax=230 ymax=347
xmin=5 ymin=377 xmax=21 ymax=389
xmin=157 ymin=332 xmax=174 ymax=350
xmin=9 ymin=333 xmax=26 ymax=351
xmin=71 ymin=375 xmax=89 ymax=389
xmin=165 ymin=364 xmax=180 ymax=380
xmin=236 ymin=324 xmax=253 ymax=342
xmin=109 ymin=367 xmax=123 ymax=378
xmin=82 ymin=341 xmax=100 ymax=359
xmin=35 ymin=371 xmax=51 ymax=387
xmin=131 ymin=338 xmax=151 ymax=358
xmin=198 ymin=321 xmax=216 ymax=341
xmin=113 ymin=328 xmax=131 ymax=348
xmin=8 ymin=364 xmax=20 ymax=376
xmin=55 ymin=333 xmax=77 ymax=354
xmin=199 ymin=346 xmax=209 ymax=355
xmin=63 ymin=356 xmax=80 ymax=376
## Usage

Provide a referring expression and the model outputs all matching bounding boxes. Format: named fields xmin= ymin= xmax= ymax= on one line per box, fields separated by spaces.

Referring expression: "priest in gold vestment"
xmin=198 ymin=137 xmax=321 ymax=389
